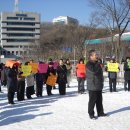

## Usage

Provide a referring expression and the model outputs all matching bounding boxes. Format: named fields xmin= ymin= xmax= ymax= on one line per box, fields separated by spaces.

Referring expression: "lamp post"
xmin=73 ymin=45 xmax=76 ymax=66
xmin=84 ymin=44 xmax=87 ymax=63
xmin=111 ymin=28 xmax=114 ymax=57
xmin=84 ymin=40 xmax=89 ymax=63
xmin=0 ymin=46 xmax=1 ymax=63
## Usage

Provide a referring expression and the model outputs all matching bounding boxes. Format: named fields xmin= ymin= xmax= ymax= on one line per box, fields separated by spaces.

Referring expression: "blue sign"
xmin=62 ymin=48 xmax=72 ymax=52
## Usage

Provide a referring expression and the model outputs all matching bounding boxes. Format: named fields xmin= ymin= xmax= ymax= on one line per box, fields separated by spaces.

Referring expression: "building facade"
xmin=52 ymin=16 xmax=78 ymax=25
xmin=0 ymin=12 xmax=40 ymax=62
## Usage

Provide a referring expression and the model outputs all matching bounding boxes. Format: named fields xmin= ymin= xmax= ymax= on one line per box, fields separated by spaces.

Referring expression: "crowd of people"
xmin=0 ymin=58 xmax=72 ymax=104
xmin=0 ymin=50 xmax=130 ymax=119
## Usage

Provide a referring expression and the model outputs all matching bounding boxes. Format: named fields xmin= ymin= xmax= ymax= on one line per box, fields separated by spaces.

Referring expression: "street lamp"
xmin=73 ymin=45 xmax=76 ymax=66
xmin=84 ymin=40 xmax=89 ymax=63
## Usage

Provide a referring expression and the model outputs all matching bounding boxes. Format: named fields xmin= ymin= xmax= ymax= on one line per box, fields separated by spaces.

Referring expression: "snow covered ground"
xmin=0 ymin=78 xmax=130 ymax=130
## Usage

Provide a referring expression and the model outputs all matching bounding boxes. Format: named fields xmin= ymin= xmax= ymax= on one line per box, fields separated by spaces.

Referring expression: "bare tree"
xmin=89 ymin=0 xmax=130 ymax=62
xmin=27 ymin=21 xmax=98 ymax=61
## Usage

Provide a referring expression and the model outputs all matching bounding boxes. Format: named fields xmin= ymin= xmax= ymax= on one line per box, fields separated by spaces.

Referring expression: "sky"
xmin=0 ymin=0 xmax=94 ymax=25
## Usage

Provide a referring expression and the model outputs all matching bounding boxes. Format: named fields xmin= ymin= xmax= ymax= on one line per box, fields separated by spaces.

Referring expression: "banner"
xmin=5 ymin=60 xmax=20 ymax=68
xmin=53 ymin=62 xmax=59 ymax=69
xmin=107 ymin=63 xmax=119 ymax=72
xmin=29 ymin=63 xmax=38 ymax=74
xmin=46 ymin=75 xmax=57 ymax=86
xmin=128 ymin=61 xmax=130 ymax=68
xmin=21 ymin=65 xmax=32 ymax=76
xmin=38 ymin=63 xmax=48 ymax=73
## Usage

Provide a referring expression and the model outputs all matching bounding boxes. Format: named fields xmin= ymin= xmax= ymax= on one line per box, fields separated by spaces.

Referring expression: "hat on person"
xmin=49 ymin=62 xmax=54 ymax=65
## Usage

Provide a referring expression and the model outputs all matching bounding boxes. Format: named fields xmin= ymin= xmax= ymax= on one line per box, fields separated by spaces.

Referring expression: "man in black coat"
xmin=124 ymin=57 xmax=130 ymax=91
xmin=86 ymin=50 xmax=107 ymax=119
xmin=7 ymin=64 xmax=18 ymax=104
xmin=57 ymin=59 xmax=67 ymax=95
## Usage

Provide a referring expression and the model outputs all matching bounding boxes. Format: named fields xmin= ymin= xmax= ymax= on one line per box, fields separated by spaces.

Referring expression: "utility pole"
xmin=84 ymin=44 xmax=87 ymax=63
xmin=74 ymin=45 xmax=76 ymax=66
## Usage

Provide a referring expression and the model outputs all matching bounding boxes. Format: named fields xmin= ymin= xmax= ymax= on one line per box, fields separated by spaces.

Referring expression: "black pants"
xmin=124 ymin=80 xmax=128 ymax=91
xmin=26 ymin=86 xmax=35 ymax=99
xmin=88 ymin=91 xmax=104 ymax=116
xmin=77 ymin=77 xmax=85 ymax=93
xmin=46 ymin=85 xmax=52 ymax=95
xmin=17 ymin=80 xmax=25 ymax=101
xmin=109 ymin=78 xmax=117 ymax=92
xmin=1 ymin=80 xmax=7 ymax=86
xmin=0 ymin=80 xmax=1 ymax=92
xmin=128 ymin=80 xmax=130 ymax=91
xmin=36 ymin=82 xmax=43 ymax=96
xmin=7 ymin=88 xmax=15 ymax=104
xmin=58 ymin=82 xmax=66 ymax=95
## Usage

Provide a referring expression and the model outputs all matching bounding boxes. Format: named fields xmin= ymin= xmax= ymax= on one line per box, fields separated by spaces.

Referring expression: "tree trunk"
xmin=116 ymin=35 xmax=122 ymax=63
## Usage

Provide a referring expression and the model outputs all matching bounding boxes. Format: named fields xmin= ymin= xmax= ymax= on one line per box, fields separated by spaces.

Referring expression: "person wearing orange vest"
xmin=76 ymin=58 xmax=86 ymax=94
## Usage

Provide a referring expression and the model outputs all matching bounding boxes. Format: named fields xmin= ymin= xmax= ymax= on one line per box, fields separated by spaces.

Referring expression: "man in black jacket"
xmin=7 ymin=64 xmax=18 ymax=104
xmin=86 ymin=50 xmax=107 ymax=119
xmin=57 ymin=59 xmax=67 ymax=95
xmin=124 ymin=57 xmax=130 ymax=91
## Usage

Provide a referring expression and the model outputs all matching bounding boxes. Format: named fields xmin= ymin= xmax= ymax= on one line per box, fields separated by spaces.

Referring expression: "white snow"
xmin=0 ymin=78 xmax=130 ymax=130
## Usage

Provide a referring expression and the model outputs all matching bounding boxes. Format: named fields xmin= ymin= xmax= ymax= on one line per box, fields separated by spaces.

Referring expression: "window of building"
xmin=20 ymin=51 xmax=23 ymax=55
xmin=24 ymin=46 xmax=29 ymax=48
xmin=7 ymin=51 xmax=10 ymax=55
xmin=3 ymin=51 xmax=6 ymax=55
xmin=24 ymin=17 xmax=35 ymax=20
xmin=12 ymin=51 xmax=14 ymax=55
xmin=24 ymin=51 xmax=27 ymax=55
xmin=7 ymin=17 xmax=19 ymax=20
xmin=7 ymin=28 xmax=35 ymax=31
xmin=3 ymin=45 xmax=19 ymax=48
xmin=7 ymin=22 xmax=35 ymax=26
xmin=16 ymin=14 xmax=27 ymax=17
xmin=16 ymin=51 xmax=19 ymax=55
xmin=7 ymin=39 xmax=33 ymax=42
xmin=20 ymin=17 xmax=23 ymax=20
xmin=7 ymin=33 xmax=34 ymax=37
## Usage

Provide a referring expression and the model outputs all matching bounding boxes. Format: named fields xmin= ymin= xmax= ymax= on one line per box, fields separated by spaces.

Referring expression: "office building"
xmin=52 ymin=16 xmax=79 ymax=25
xmin=0 ymin=12 xmax=40 ymax=61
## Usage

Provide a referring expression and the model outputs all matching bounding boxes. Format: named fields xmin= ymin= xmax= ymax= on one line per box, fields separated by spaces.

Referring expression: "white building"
xmin=0 ymin=12 xmax=40 ymax=62
xmin=52 ymin=16 xmax=79 ymax=25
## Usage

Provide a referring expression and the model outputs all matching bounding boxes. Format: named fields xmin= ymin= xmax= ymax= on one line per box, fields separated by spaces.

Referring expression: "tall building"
xmin=52 ymin=16 xmax=79 ymax=25
xmin=0 ymin=12 xmax=40 ymax=62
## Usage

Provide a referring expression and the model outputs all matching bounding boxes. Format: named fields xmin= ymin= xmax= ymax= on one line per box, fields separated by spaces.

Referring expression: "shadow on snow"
xmin=0 ymin=89 xmax=78 ymax=126
xmin=107 ymin=106 xmax=130 ymax=115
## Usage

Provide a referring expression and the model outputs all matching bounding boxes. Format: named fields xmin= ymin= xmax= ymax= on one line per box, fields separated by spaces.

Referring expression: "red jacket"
xmin=76 ymin=64 xmax=86 ymax=78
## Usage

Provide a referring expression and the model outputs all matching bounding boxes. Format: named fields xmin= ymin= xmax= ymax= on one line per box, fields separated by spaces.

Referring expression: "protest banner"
xmin=53 ymin=62 xmax=59 ymax=69
xmin=29 ymin=63 xmax=38 ymax=74
xmin=46 ymin=75 xmax=57 ymax=86
xmin=38 ymin=63 xmax=48 ymax=73
xmin=128 ymin=61 xmax=130 ymax=68
xmin=21 ymin=65 xmax=32 ymax=76
xmin=5 ymin=60 xmax=20 ymax=68
xmin=107 ymin=63 xmax=119 ymax=72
